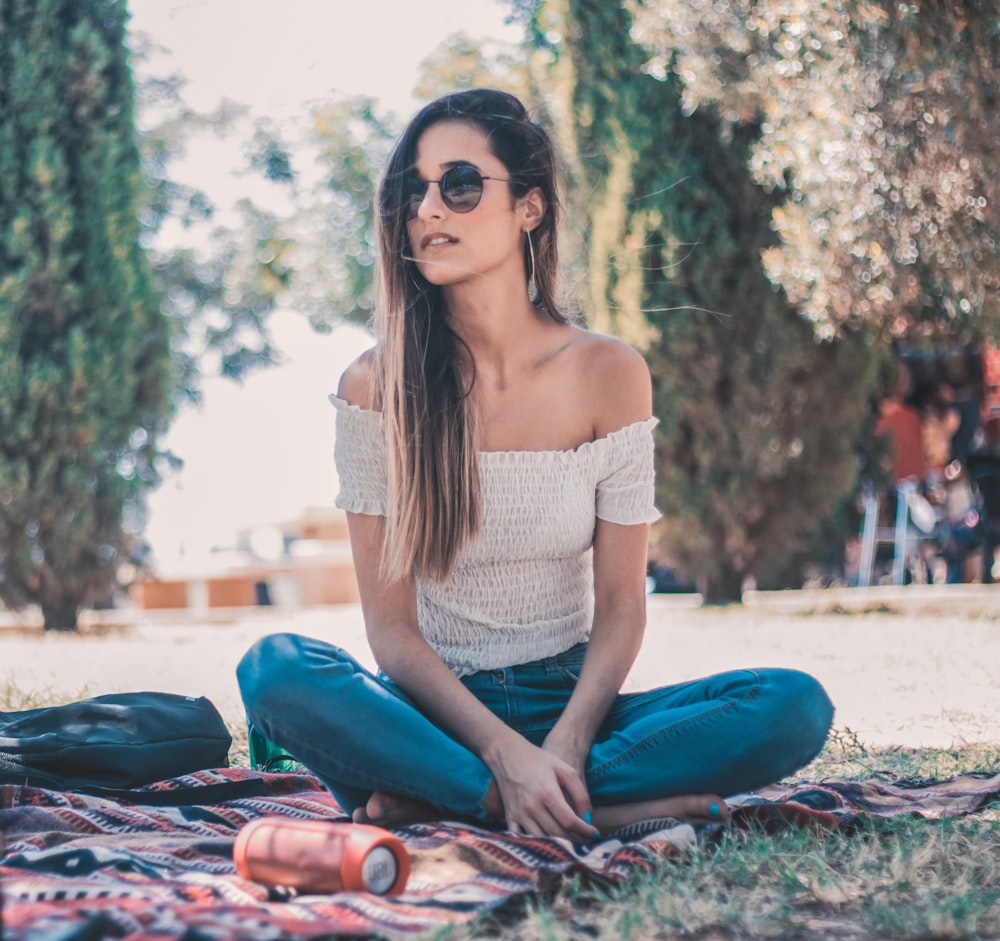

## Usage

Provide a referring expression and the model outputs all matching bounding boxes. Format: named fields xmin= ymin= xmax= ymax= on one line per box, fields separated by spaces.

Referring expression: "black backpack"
xmin=0 ymin=691 xmax=261 ymax=804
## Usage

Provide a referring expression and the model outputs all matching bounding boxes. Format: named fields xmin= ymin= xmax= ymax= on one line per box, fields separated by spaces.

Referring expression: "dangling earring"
xmin=526 ymin=228 xmax=538 ymax=304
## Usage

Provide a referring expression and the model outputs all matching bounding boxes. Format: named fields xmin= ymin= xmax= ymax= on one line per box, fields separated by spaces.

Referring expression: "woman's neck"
xmin=444 ymin=283 xmax=547 ymax=388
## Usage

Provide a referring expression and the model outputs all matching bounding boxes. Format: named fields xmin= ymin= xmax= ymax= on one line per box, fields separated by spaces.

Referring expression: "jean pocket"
xmin=550 ymin=642 xmax=588 ymax=684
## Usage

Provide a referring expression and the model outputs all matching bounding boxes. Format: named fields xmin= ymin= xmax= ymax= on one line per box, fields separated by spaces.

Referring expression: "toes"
xmin=354 ymin=793 xmax=387 ymax=824
xmin=704 ymin=798 xmax=729 ymax=822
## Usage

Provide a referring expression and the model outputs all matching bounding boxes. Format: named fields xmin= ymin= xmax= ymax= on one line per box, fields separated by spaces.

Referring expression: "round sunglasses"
xmin=403 ymin=165 xmax=510 ymax=220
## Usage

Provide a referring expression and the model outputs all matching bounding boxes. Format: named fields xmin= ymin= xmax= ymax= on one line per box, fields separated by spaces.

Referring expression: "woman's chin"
xmin=417 ymin=267 xmax=469 ymax=289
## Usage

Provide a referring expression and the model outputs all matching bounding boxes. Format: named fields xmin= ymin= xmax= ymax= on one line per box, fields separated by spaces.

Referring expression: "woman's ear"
xmin=520 ymin=187 xmax=546 ymax=231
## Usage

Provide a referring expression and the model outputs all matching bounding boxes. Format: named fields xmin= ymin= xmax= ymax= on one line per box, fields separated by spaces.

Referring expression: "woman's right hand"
xmin=485 ymin=731 xmax=598 ymax=842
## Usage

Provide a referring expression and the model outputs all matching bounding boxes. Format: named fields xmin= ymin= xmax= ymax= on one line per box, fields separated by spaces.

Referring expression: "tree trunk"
xmin=41 ymin=597 xmax=80 ymax=632
xmin=700 ymin=568 xmax=745 ymax=606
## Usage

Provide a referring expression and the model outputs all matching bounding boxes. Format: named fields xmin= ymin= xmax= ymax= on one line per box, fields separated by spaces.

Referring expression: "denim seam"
xmin=588 ymin=669 xmax=763 ymax=783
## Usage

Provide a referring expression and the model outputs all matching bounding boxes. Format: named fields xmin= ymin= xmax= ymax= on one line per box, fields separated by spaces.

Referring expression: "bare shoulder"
xmin=337 ymin=347 xmax=377 ymax=409
xmin=569 ymin=330 xmax=652 ymax=436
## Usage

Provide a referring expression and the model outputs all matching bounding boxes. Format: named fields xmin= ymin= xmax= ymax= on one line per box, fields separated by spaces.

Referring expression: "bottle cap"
xmin=341 ymin=827 xmax=410 ymax=895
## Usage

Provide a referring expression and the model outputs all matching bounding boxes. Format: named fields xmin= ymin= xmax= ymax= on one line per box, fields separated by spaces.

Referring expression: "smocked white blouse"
xmin=330 ymin=394 xmax=661 ymax=676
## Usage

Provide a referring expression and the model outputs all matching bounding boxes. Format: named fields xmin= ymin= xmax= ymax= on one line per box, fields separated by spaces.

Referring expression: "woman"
xmin=238 ymin=89 xmax=833 ymax=841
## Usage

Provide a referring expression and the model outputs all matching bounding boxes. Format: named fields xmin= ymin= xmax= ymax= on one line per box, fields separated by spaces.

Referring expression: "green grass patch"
xmin=813 ymin=726 xmax=1000 ymax=782
xmin=441 ymin=736 xmax=1000 ymax=941
xmin=479 ymin=815 xmax=1000 ymax=941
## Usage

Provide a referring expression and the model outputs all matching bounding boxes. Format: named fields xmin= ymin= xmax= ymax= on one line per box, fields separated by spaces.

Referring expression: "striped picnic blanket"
xmin=2 ymin=768 xmax=998 ymax=940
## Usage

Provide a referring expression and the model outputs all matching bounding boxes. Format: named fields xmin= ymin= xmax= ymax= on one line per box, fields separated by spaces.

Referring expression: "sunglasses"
xmin=403 ymin=165 xmax=510 ymax=220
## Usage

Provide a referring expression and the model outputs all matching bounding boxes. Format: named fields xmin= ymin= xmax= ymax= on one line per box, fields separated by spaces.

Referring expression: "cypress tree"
xmin=549 ymin=0 xmax=878 ymax=601
xmin=0 ymin=0 xmax=171 ymax=629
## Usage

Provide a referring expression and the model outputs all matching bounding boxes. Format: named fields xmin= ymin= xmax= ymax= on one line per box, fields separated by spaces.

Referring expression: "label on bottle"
xmin=361 ymin=845 xmax=399 ymax=895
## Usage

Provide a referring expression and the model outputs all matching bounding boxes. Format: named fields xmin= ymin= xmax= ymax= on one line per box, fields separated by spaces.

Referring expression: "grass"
xmin=440 ymin=734 xmax=1000 ymax=941
xmin=228 ymin=719 xmax=252 ymax=770
xmin=494 ymin=815 xmax=1000 ymax=941
xmin=0 ymin=677 xmax=97 ymax=711
xmin=3 ymin=684 xmax=998 ymax=939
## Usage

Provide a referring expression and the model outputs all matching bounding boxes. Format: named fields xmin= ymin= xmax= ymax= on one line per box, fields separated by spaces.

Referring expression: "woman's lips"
xmin=420 ymin=233 xmax=457 ymax=250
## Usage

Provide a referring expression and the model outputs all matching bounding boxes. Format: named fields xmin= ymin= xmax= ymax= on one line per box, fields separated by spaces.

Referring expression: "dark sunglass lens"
xmin=441 ymin=166 xmax=484 ymax=212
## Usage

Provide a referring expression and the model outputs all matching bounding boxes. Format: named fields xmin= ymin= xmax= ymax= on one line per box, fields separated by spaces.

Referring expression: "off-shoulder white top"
xmin=330 ymin=394 xmax=661 ymax=676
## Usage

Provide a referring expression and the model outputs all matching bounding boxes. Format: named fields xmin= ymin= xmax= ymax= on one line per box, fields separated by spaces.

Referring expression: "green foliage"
xmin=129 ymin=35 xmax=396 ymax=393
xmin=549 ymin=0 xmax=878 ymax=600
xmin=413 ymin=32 xmax=535 ymax=103
xmin=284 ymin=96 xmax=397 ymax=331
xmin=149 ymin=200 xmax=289 ymax=390
xmin=0 ymin=0 xmax=172 ymax=629
xmin=129 ymin=43 xmax=289 ymax=399
xmin=246 ymin=123 xmax=295 ymax=185
xmin=628 ymin=0 xmax=1000 ymax=344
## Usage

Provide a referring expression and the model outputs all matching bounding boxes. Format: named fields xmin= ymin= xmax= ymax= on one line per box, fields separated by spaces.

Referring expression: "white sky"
xmin=129 ymin=0 xmax=520 ymax=573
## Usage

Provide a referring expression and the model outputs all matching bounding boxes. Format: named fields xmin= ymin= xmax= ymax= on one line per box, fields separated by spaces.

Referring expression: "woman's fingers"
xmin=506 ymin=789 xmax=598 ymax=842
xmin=490 ymin=738 xmax=599 ymax=841
xmin=555 ymin=764 xmax=594 ymax=824
xmin=544 ymin=792 xmax=598 ymax=841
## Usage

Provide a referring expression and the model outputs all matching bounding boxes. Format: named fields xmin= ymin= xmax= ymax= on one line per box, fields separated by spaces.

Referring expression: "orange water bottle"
xmin=233 ymin=819 xmax=410 ymax=896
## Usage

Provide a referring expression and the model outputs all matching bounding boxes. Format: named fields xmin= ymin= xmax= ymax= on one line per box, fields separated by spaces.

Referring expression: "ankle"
xmin=483 ymin=779 xmax=504 ymax=819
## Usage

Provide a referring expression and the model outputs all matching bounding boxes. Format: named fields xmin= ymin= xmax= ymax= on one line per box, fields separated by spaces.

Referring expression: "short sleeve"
xmin=329 ymin=394 xmax=388 ymax=517
xmin=595 ymin=418 xmax=662 ymax=525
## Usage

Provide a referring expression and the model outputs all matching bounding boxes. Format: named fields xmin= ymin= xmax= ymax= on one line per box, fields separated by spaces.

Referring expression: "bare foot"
xmin=351 ymin=788 xmax=727 ymax=838
xmin=352 ymin=791 xmax=440 ymax=827
xmin=591 ymin=794 xmax=728 ymax=834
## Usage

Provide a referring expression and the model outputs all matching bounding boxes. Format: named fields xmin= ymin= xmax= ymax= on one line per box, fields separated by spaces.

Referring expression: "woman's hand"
xmin=485 ymin=731 xmax=597 ymax=841
xmin=541 ymin=724 xmax=591 ymax=796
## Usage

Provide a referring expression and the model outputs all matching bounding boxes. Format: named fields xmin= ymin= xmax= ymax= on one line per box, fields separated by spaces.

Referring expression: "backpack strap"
xmin=75 ymin=778 xmax=269 ymax=805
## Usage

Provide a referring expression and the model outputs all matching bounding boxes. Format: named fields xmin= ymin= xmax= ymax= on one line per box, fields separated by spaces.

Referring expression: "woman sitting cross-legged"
xmin=237 ymin=88 xmax=834 ymax=841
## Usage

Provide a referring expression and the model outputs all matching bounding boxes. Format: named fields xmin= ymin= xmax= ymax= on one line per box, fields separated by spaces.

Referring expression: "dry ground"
xmin=2 ymin=584 xmax=997 ymax=750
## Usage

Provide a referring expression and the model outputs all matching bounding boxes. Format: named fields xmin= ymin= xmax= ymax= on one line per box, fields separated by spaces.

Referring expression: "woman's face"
xmin=404 ymin=120 xmax=527 ymax=290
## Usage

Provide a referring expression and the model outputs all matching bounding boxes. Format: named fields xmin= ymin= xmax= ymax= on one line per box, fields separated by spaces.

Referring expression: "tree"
xmin=138 ymin=87 xmax=398 ymax=346
xmin=0 ymin=0 xmax=172 ymax=629
xmin=537 ymin=0 xmax=878 ymax=601
xmin=276 ymin=96 xmax=397 ymax=332
xmin=130 ymin=42 xmax=290 ymax=400
xmin=413 ymin=30 xmax=538 ymax=103
xmin=627 ymin=0 xmax=1000 ymax=344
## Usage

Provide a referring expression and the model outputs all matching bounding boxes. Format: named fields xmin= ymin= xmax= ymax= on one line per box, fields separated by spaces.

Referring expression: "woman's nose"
xmin=416 ymin=181 xmax=447 ymax=220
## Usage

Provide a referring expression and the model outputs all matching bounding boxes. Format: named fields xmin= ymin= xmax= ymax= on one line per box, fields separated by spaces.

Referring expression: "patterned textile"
xmin=1 ymin=768 xmax=998 ymax=940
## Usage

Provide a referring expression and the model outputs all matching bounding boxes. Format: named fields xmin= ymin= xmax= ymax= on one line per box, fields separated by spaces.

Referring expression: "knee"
xmin=765 ymin=668 xmax=835 ymax=757
xmin=238 ymin=632 xmax=357 ymax=719
xmin=237 ymin=632 xmax=301 ymax=714
xmin=236 ymin=634 xmax=320 ymax=717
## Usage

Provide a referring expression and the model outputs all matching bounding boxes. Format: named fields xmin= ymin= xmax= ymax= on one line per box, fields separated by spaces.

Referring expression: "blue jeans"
xmin=237 ymin=634 xmax=834 ymax=824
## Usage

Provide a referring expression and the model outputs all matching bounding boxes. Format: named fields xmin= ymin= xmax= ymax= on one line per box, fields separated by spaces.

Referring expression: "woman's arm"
xmin=338 ymin=359 xmax=597 ymax=840
xmin=346 ymin=509 xmax=597 ymax=840
xmin=541 ymin=518 xmax=649 ymax=775
xmin=542 ymin=339 xmax=654 ymax=779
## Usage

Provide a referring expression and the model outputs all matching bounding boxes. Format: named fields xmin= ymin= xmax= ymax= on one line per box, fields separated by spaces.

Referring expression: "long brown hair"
xmin=371 ymin=89 xmax=566 ymax=582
